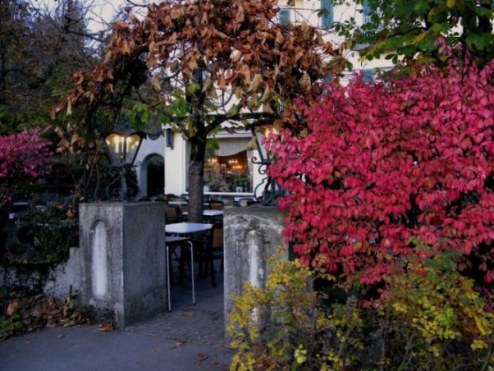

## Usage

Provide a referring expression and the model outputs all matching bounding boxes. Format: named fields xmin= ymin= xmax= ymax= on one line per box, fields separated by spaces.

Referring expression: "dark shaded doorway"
xmin=146 ymin=154 xmax=164 ymax=197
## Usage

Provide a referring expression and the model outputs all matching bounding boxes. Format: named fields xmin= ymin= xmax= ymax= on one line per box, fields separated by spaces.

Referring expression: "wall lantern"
xmin=249 ymin=121 xmax=283 ymax=206
xmin=165 ymin=128 xmax=174 ymax=149
xmin=104 ymin=117 xmax=146 ymax=200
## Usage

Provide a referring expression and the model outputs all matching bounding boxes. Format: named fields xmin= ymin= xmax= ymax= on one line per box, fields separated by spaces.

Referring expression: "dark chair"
xmin=210 ymin=201 xmax=224 ymax=210
xmin=197 ymin=223 xmax=224 ymax=288
xmin=165 ymin=206 xmax=182 ymax=223
xmin=222 ymin=198 xmax=234 ymax=207
xmin=165 ymin=236 xmax=196 ymax=311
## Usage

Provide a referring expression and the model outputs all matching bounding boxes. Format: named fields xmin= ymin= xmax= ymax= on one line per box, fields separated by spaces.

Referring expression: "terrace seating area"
xmin=164 ymin=194 xmax=238 ymax=310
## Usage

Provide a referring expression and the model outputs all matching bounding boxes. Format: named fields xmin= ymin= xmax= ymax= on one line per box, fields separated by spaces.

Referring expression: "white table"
xmin=165 ymin=222 xmax=213 ymax=235
xmin=168 ymin=201 xmax=188 ymax=206
xmin=164 ymin=222 xmax=213 ymax=309
xmin=182 ymin=210 xmax=223 ymax=217
xmin=204 ymin=210 xmax=223 ymax=217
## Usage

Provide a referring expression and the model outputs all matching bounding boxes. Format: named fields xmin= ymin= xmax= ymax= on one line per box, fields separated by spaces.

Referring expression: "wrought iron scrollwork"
xmin=251 ymin=158 xmax=283 ymax=206
xmin=105 ymin=163 xmax=140 ymax=201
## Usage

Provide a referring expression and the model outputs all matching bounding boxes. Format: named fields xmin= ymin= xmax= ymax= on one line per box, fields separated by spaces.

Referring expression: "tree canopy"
xmin=337 ymin=0 xmax=494 ymax=66
xmin=63 ymin=0 xmax=342 ymax=220
xmin=0 ymin=0 xmax=97 ymax=133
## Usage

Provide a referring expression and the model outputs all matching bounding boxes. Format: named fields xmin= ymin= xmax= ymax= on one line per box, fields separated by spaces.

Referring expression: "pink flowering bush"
xmin=0 ymin=130 xmax=53 ymax=209
xmin=268 ymin=54 xmax=494 ymax=292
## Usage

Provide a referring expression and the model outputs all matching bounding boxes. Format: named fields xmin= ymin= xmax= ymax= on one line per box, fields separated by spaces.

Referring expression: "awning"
xmin=214 ymin=138 xmax=252 ymax=157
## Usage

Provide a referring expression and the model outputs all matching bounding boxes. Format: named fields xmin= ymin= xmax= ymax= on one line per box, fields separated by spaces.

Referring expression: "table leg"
xmin=188 ymin=241 xmax=196 ymax=305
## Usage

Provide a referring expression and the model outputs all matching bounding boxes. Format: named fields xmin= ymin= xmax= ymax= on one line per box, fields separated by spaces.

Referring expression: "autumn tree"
xmin=336 ymin=0 xmax=494 ymax=66
xmin=62 ymin=0 xmax=341 ymax=221
xmin=268 ymin=43 xmax=494 ymax=293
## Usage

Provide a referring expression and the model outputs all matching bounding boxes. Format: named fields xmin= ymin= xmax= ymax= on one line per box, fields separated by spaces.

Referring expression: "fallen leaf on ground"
xmin=196 ymin=352 xmax=208 ymax=364
xmin=98 ymin=323 xmax=114 ymax=332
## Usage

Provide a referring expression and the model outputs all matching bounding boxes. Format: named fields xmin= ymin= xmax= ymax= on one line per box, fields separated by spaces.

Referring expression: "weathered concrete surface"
xmin=43 ymin=247 xmax=82 ymax=299
xmin=223 ymin=206 xmax=287 ymax=324
xmin=1 ymin=251 xmax=81 ymax=299
xmin=79 ymin=202 xmax=166 ymax=328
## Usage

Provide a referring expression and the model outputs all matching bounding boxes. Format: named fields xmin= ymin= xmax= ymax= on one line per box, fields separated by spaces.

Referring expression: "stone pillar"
xmin=79 ymin=202 xmax=166 ymax=328
xmin=224 ymin=206 xmax=288 ymax=323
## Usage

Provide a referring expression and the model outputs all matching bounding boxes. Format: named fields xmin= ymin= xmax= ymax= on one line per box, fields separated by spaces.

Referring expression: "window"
xmin=362 ymin=0 xmax=371 ymax=24
xmin=320 ymin=0 xmax=333 ymax=29
xmin=204 ymin=138 xmax=253 ymax=193
xmin=278 ymin=8 xmax=291 ymax=26
xmin=362 ymin=68 xmax=376 ymax=84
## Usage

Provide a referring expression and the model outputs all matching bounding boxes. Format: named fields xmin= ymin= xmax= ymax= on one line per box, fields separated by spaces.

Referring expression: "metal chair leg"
xmin=166 ymin=244 xmax=171 ymax=312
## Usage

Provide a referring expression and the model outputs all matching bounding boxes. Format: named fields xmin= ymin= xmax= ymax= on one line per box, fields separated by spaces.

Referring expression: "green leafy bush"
xmin=1 ymin=202 xmax=77 ymax=266
xmin=0 ymin=313 xmax=23 ymax=341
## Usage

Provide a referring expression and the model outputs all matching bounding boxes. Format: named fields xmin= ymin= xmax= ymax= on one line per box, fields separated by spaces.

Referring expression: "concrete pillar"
xmin=223 ymin=206 xmax=288 ymax=324
xmin=79 ymin=202 xmax=166 ymax=328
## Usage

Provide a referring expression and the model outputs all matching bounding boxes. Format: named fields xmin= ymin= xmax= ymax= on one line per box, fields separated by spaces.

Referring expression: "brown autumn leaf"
xmin=250 ymin=74 xmax=263 ymax=92
xmin=119 ymin=38 xmax=131 ymax=55
xmin=66 ymin=99 xmax=72 ymax=115
xmin=217 ymin=75 xmax=226 ymax=90
xmin=166 ymin=32 xmax=177 ymax=45
xmin=73 ymin=72 xmax=84 ymax=85
xmin=240 ymin=64 xmax=251 ymax=84
xmin=298 ymin=72 xmax=311 ymax=91
xmin=196 ymin=352 xmax=208 ymax=364
xmin=151 ymin=76 xmax=161 ymax=91
xmin=98 ymin=323 xmax=114 ymax=332
xmin=5 ymin=300 xmax=20 ymax=316
xmin=171 ymin=7 xmax=184 ymax=20
xmin=112 ymin=21 xmax=129 ymax=31
xmin=235 ymin=7 xmax=245 ymax=24
xmin=95 ymin=68 xmax=105 ymax=82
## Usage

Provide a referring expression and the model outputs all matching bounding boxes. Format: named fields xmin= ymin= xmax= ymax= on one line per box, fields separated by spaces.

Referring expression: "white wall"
xmin=164 ymin=131 xmax=188 ymax=196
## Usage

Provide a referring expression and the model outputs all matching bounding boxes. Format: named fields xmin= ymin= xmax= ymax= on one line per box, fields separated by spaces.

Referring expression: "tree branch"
xmin=206 ymin=111 xmax=276 ymax=134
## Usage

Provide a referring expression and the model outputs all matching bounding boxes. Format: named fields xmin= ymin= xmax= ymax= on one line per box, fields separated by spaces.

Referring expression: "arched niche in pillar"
xmin=92 ymin=221 xmax=108 ymax=300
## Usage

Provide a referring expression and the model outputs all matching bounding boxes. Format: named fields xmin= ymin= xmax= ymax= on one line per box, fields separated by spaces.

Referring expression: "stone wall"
xmin=0 ymin=247 xmax=81 ymax=299
xmin=223 ymin=206 xmax=288 ymax=324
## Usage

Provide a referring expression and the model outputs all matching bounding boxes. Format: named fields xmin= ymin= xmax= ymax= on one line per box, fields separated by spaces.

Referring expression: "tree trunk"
xmin=187 ymin=67 xmax=207 ymax=223
xmin=188 ymin=134 xmax=207 ymax=223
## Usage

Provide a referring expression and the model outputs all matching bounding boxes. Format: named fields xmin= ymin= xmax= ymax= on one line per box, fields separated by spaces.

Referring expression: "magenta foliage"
xmin=0 ymin=130 xmax=53 ymax=206
xmin=269 ymin=59 xmax=494 ymax=287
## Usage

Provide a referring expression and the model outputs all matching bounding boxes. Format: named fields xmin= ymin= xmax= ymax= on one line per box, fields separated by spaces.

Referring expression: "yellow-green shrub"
xmin=385 ymin=250 xmax=494 ymax=365
xmin=228 ymin=257 xmax=365 ymax=370
xmin=228 ymin=252 xmax=494 ymax=370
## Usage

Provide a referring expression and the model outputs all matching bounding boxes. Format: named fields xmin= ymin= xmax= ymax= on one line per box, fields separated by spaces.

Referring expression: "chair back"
xmin=212 ymin=223 xmax=223 ymax=250
xmin=166 ymin=207 xmax=176 ymax=219
xmin=210 ymin=202 xmax=224 ymax=210
xmin=223 ymin=198 xmax=234 ymax=206
xmin=165 ymin=206 xmax=181 ymax=223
